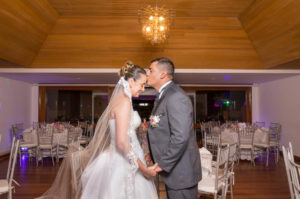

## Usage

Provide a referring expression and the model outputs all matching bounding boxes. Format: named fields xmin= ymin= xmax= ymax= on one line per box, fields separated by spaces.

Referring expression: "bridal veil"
xmin=37 ymin=76 xmax=135 ymax=199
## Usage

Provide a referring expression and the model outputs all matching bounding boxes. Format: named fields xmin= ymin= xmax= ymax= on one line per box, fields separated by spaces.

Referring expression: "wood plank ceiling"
xmin=240 ymin=0 xmax=300 ymax=69
xmin=33 ymin=0 xmax=263 ymax=69
xmin=0 ymin=0 xmax=299 ymax=69
xmin=47 ymin=0 xmax=254 ymax=17
xmin=0 ymin=0 xmax=58 ymax=67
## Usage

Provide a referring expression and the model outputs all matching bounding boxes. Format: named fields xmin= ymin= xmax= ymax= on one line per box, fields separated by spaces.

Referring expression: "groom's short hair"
xmin=151 ymin=57 xmax=174 ymax=79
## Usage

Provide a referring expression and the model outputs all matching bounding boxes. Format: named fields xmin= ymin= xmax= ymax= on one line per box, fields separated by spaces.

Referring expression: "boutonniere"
xmin=149 ymin=114 xmax=162 ymax=128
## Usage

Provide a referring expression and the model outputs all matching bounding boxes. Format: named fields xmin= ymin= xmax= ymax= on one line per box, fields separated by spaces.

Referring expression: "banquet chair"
xmin=37 ymin=127 xmax=56 ymax=166
xmin=285 ymin=144 xmax=300 ymax=199
xmin=0 ymin=137 xmax=20 ymax=199
xmin=66 ymin=127 xmax=82 ymax=146
xmin=198 ymin=145 xmax=230 ymax=199
xmin=237 ymin=127 xmax=255 ymax=165
xmin=211 ymin=143 xmax=237 ymax=199
xmin=253 ymin=128 xmax=270 ymax=166
xmin=225 ymin=143 xmax=237 ymax=199
xmin=15 ymin=123 xmax=24 ymax=139
xmin=57 ymin=127 xmax=82 ymax=161
xmin=254 ymin=121 xmax=265 ymax=128
xmin=78 ymin=124 xmax=93 ymax=146
xmin=87 ymin=124 xmax=94 ymax=138
xmin=11 ymin=123 xmax=24 ymax=140
xmin=14 ymin=125 xmax=38 ymax=166
xmin=282 ymin=143 xmax=296 ymax=199
xmin=78 ymin=121 xmax=88 ymax=136
xmin=205 ymin=132 xmax=221 ymax=158
xmin=11 ymin=126 xmax=19 ymax=140
xmin=32 ymin=122 xmax=39 ymax=129
xmin=288 ymin=161 xmax=300 ymax=199
xmin=269 ymin=123 xmax=281 ymax=163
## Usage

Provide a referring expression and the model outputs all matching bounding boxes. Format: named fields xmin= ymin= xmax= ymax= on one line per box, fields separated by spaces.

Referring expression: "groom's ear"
xmin=160 ymin=70 xmax=168 ymax=79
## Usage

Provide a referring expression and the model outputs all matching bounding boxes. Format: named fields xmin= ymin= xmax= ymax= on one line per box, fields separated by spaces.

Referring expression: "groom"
xmin=147 ymin=57 xmax=201 ymax=199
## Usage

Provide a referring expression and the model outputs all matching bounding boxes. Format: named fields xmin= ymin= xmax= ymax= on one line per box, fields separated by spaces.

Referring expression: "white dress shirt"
xmin=158 ymin=81 xmax=172 ymax=99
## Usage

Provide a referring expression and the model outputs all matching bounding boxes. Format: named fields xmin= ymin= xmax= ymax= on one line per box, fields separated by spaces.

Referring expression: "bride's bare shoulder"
xmin=110 ymin=93 xmax=131 ymax=118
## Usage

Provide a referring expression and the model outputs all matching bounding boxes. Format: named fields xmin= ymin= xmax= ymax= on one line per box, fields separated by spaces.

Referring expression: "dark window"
xmin=196 ymin=90 xmax=247 ymax=123
xmin=46 ymin=90 xmax=97 ymax=123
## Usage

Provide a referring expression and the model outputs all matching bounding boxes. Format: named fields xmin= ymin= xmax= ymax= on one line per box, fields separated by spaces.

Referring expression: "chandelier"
xmin=138 ymin=5 xmax=175 ymax=45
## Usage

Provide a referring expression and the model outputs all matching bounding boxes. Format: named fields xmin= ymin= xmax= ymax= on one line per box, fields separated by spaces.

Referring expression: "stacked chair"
xmin=198 ymin=145 xmax=230 ymax=199
xmin=204 ymin=132 xmax=221 ymax=158
xmin=12 ymin=125 xmax=38 ymax=166
xmin=269 ymin=122 xmax=281 ymax=163
xmin=282 ymin=142 xmax=300 ymax=199
xmin=0 ymin=137 xmax=20 ymax=199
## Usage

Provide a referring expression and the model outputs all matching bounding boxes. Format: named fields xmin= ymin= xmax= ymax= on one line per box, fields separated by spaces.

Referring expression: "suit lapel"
xmin=152 ymin=98 xmax=159 ymax=114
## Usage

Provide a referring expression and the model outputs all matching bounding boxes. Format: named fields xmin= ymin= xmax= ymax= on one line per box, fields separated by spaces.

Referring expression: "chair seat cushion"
xmin=20 ymin=143 xmax=37 ymax=148
xmin=254 ymin=143 xmax=269 ymax=148
xmin=269 ymin=141 xmax=278 ymax=146
xmin=198 ymin=176 xmax=224 ymax=193
xmin=58 ymin=143 xmax=69 ymax=148
xmin=39 ymin=144 xmax=55 ymax=149
xmin=0 ymin=179 xmax=9 ymax=193
xmin=239 ymin=144 xmax=252 ymax=149
xmin=79 ymin=139 xmax=89 ymax=144
xmin=211 ymin=167 xmax=234 ymax=179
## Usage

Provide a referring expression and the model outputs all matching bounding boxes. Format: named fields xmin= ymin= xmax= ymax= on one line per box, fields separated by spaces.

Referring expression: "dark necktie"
xmin=152 ymin=88 xmax=165 ymax=114
xmin=153 ymin=92 xmax=159 ymax=111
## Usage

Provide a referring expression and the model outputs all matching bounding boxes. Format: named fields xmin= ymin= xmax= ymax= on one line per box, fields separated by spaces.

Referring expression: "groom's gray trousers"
xmin=165 ymin=184 xmax=198 ymax=199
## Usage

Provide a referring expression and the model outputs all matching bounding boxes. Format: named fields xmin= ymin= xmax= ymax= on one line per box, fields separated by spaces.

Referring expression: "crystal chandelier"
xmin=138 ymin=5 xmax=175 ymax=45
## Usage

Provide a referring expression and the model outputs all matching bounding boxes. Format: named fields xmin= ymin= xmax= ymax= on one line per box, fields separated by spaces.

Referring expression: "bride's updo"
xmin=118 ymin=61 xmax=146 ymax=81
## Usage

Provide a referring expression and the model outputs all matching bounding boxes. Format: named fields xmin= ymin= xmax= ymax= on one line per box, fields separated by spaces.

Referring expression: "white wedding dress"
xmin=81 ymin=110 xmax=158 ymax=199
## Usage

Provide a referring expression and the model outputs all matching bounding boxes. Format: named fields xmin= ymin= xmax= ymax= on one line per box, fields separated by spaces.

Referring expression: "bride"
xmin=37 ymin=62 xmax=159 ymax=199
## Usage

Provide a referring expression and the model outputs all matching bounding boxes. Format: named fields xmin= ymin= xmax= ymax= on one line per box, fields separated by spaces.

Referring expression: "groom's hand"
xmin=154 ymin=165 xmax=163 ymax=172
xmin=144 ymin=163 xmax=158 ymax=178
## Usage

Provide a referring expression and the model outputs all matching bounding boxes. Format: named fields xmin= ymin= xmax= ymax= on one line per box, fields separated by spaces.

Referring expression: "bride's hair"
xmin=118 ymin=61 xmax=146 ymax=80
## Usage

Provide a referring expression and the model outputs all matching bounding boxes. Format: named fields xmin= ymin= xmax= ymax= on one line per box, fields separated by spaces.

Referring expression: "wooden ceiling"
xmin=0 ymin=0 xmax=58 ymax=66
xmin=31 ymin=16 xmax=263 ymax=69
xmin=240 ymin=0 xmax=300 ymax=68
xmin=47 ymin=0 xmax=254 ymax=17
xmin=0 ymin=0 xmax=300 ymax=69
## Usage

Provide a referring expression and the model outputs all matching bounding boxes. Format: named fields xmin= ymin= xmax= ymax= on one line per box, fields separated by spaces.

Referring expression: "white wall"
xmin=254 ymin=75 xmax=300 ymax=156
xmin=0 ymin=77 xmax=34 ymax=155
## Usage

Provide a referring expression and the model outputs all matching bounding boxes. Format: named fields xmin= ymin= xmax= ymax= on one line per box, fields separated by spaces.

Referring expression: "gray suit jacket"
xmin=148 ymin=82 xmax=201 ymax=190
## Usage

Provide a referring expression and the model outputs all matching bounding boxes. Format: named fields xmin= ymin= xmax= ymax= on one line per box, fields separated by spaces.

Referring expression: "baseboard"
xmin=282 ymin=151 xmax=300 ymax=164
xmin=0 ymin=153 xmax=10 ymax=161
xmin=294 ymin=155 xmax=300 ymax=164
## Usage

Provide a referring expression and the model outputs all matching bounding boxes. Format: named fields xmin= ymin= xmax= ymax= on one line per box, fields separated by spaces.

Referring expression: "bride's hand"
xmin=144 ymin=153 xmax=151 ymax=165
xmin=143 ymin=163 xmax=158 ymax=178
